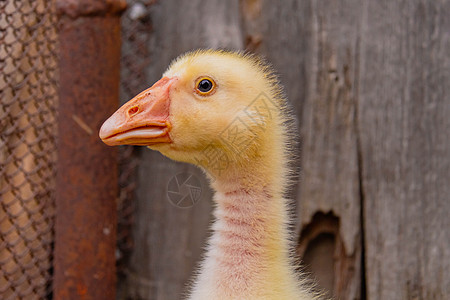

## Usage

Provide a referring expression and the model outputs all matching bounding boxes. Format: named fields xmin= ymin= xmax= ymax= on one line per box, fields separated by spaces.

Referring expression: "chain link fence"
xmin=0 ymin=0 xmax=58 ymax=298
xmin=1 ymin=0 xmax=144 ymax=298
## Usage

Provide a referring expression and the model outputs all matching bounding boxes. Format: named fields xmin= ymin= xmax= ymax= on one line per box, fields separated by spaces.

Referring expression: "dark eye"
xmin=198 ymin=79 xmax=213 ymax=92
xmin=195 ymin=77 xmax=216 ymax=95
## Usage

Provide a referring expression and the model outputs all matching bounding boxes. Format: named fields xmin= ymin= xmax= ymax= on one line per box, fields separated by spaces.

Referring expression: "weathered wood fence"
xmin=117 ymin=0 xmax=450 ymax=299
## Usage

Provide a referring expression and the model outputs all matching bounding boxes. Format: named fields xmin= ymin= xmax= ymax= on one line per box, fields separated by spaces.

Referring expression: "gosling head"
xmin=100 ymin=50 xmax=284 ymax=174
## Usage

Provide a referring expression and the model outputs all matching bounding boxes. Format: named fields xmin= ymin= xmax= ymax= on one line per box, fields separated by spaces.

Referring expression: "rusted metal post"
xmin=55 ymin=1 xmax=126 ymax=299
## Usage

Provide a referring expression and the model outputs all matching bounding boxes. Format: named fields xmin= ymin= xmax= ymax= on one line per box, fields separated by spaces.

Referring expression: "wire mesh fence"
xmin=0 ymin=0 xmax=59 ymax=298
xmin=0 ymin=0 xmax=148 ymax=298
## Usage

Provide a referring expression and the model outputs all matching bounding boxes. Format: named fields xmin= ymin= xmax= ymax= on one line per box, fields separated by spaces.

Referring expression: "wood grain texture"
xmin=294 ymin=1 xmax=363 ymax=298
xmin=118 ymin=0 xmax=450 ymax=299
xmin=358 ymin=1 xmax=450 ymax=299
xmin=241 ymin=1 xmax=363 ymax=298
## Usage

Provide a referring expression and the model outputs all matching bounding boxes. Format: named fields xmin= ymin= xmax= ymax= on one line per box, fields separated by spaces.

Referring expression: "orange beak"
xmin=99 ymin=77 xmax=177 ymax=146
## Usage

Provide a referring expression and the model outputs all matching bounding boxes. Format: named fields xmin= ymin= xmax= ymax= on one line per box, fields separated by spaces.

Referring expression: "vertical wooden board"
xmin=358 ymin=1 xmax=450 ymax=299
xmin=294 ymin=1 xmax=363 ymax=298
xmin=294 ymin=0 xmax=362 ymax=254
xmin=241 ymin=1 xmax=364 ymax=298
xmin=121 ymin=1 xmax=244 ymax=299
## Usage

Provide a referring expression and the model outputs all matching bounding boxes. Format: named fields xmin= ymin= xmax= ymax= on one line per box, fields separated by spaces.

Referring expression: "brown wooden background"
xmin=117 ymin=1 xmax=450 ymax=299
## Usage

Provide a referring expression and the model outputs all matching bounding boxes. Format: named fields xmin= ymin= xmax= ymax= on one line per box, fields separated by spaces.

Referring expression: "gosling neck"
xmin=196 ymin=154 xmax=295 ymax=298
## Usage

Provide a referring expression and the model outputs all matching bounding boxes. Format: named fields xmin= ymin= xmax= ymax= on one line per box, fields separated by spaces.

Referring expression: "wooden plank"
xmin=240 ymin=0 xmax=364 ymax=298
xmin=119 ymin=1 xmax=243 ymax=299
xmin=358 ymin=1 xmax=450 ymax=299
xmin=293 ymin=1 xmax=363 ymax=298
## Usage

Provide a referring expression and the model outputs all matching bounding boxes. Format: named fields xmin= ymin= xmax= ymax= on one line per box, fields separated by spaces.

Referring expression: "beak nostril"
xmin=128 ymin=106 xmax=139 ymax=116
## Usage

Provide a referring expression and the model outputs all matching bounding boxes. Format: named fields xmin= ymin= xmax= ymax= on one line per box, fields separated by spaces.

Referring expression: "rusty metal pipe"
xmin=55 ymin=1 xmax=126 ymax=299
